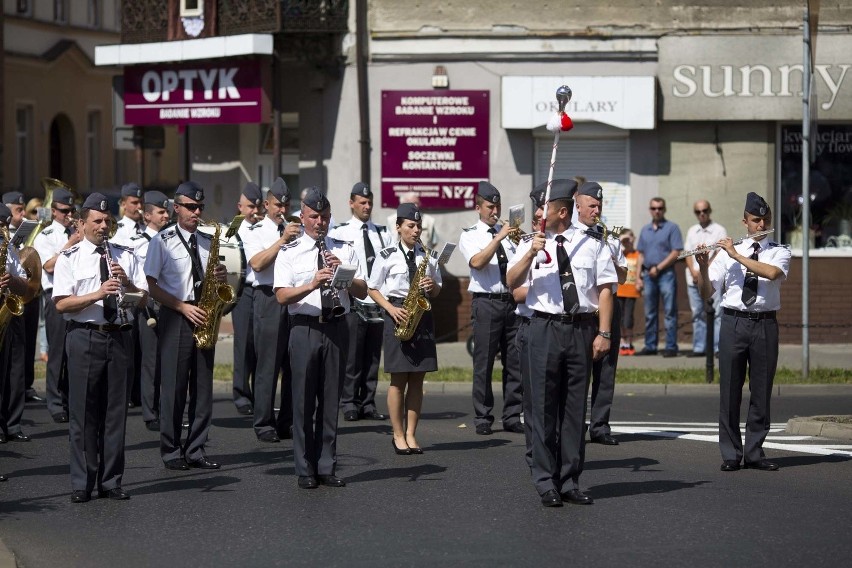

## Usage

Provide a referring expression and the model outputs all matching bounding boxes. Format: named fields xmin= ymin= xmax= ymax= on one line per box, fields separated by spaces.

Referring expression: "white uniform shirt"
xmin=368 ymin=242 xmax=443 ymax=299
xmin=329 ymin=216 xmax=390 ymax=305
xmin=508 ymin=227 xmax=618 ymax=315
xmin=4 ymin=240 xmax=26 ymax=278
xmin=33 ymin=220 xmax=73 ymax=292
xmin=707 ymin=238 xmax=790 ymax=312
xmin=235 ymin=219 xmax=258 ymax=287
xmin=52 ymin=238 xmax=148 ymax=324
xmin=126 ymin=226 xmax=160 ymax=264
xmin=113 ymin=215 xmax=145 ymax=245
xmin=273 ymin=234 xmax=363 ymax=316
xmin=458 ymin=220 xmax=517 ymax=294
xmin=684 ymin=221 xmax=727 ymax=286
xmin=576 ymin=221 xmax=627 ymax=293
xmin=241 ymin=218 xmax=283 ymax=287
xmin=144 ymin=224 xmax=213 ymax=302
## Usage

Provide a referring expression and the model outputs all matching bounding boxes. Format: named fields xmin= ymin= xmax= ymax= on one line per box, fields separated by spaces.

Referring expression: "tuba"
xmin=192 ymin=218 xmax=239 ymax=349
xmin=0 ymin=226 xmax=26 ymax=344
xmin=394 ymin=239 xmax=432 ymax=341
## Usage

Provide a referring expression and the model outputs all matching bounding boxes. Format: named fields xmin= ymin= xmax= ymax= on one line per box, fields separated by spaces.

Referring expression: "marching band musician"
xmin=695 ymin=192 xmax=790 ymax=473
xmin=274 ymin=186 xmax=367 ymax=489
xmin=33 ymin=187 xmax=80 ymax=424
xmin=144 ymin=181 xmax=227 ymax=471
xmin=241 ymin=178 xmax=301 ymax=443
xmin=506 ymin=179 xmax=617 ymax=508
xmin=458 ymin=181 xmax=522 ymax=436
xmin=0 ymin=203 xmax=30 ymax=446
xmin=126 ymin=191 xmax=172 ymax=432
xmin=0 ymin=192 xmax=31 ymax=442
xmin=113 ymin=183 xmax=146 ymax=240
xmin=231 ymin=182 xmax=264 ymax=416
xmin=328 ymin=182 xmax=390 ymax=423
xmin=368 ymin=202 xmax=442 ymax=456
xmin=52 ymin=194 xmax=148 ymax=502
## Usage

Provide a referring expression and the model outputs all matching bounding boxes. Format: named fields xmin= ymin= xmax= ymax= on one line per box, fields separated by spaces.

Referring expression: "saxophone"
xmin=193 ymin=220 xmax=236 ymax=349
xmin=0 ymin=226 xmax=26 ymax=344
xmin=394 ymin=239 xmax=432 ymax=341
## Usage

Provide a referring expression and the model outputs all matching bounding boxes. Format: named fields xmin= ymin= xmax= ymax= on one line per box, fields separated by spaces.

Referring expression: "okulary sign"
xmin=124 ymin=59 xmax=269 ymax=125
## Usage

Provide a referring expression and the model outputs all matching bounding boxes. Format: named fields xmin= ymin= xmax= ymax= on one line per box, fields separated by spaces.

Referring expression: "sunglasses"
xmin=176 ymin=202 xmax=205 ymax=212
xmin=694 ymin=208 xmax=710 ymax=215
xmin=649 ymin=206 xmax=664 ymax=211
xmin=54 ymin=207 xmax=74 ymax=215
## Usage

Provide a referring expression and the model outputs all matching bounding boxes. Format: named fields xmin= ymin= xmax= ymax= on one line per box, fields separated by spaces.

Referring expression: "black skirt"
xmin=382 ymin=297 xmax=438 ymax=373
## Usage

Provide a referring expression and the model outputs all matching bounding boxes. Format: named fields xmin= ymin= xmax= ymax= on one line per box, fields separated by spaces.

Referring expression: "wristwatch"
xmin=597 ymin=331 xmax=612 ymax=339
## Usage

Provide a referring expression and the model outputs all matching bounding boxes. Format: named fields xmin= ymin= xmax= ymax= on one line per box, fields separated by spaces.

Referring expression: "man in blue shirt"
xmin=636 ymin=197 xmax=683 ymax=357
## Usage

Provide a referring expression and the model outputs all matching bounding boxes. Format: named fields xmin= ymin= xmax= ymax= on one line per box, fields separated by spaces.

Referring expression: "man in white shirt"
xmin=684 ymin=200 xmax=727 ymax=356
xmin=113 ymin=183 xmax=146 ymax=243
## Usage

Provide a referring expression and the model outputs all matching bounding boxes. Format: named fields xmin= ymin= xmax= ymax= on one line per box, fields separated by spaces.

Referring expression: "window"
xmin=779 ymin=124 xmax=852 ymax=250
xmin=16 ymin=0 xmax=31 ymax=15
xmin=16 ymin=107 xmax=34 ymax=193
xmin=87 ymin=111 xmax=102 ymax=191
xmin=87 ymin=0 xmax=101 ymax=28
xmin=54 ymin=0 xmax=68 ymax=23
xmin=180 ymin=0 xmax=203 ymax=18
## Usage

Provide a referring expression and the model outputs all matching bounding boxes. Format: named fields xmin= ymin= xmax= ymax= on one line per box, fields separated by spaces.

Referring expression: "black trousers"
xmin=43 ymin=293 xmax=69 ymax=416
xmin=138 ymin=304 xmax=160 ymax=423
xmin=66 ymin=326 xmax=129 ymax=492
xmin=288 ymin=316 xmax=346 ymax=477
xmin=526 ymin=316 xmax=594 ymax=496
xmin=158 ymin=306 xmax=214 ymax=463
xmin=470 ymin=296 xmax=522 ymax=428
xmin=718 ymin=313 xmax=779 ymax=464
xmin=339 ymin=310 xmax=383 ymax=415
xmin=515 ymin=317 xmax=533 ymax=468
xmin=589 ymin=299 xmax=621 ymax=438
xmin=0 ymin=316 xmax=26 ymax=435
xmin=251 ymin=287 xmax=287 ymax=436
xmin=22 ymin=295 xmax=40 ymax=392
xmin=231 ymin=286 xmax=256 ymax=410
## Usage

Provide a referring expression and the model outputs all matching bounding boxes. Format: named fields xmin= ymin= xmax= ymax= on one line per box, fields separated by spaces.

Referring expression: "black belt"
xmin=723 ymin=308 xmax=776 ymax=320
xmin=70 ymin=321 xmax=132 ymax=332
xmin=290 ymin=313 xmax=345 ymax=325
xmin=533 ymin=310 xmax=597 ymax=323
xmin=472 ymin=292 xmax=514 ymax=302
xmin=388 ymin=296 xmax=406 ymax=305
xmin=254 ymin=285 xmax=274 ymax=292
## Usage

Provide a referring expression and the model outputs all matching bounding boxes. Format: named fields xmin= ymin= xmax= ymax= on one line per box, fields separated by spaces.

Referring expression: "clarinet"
xmin=102 ymin=238 xmax=131 ymax=329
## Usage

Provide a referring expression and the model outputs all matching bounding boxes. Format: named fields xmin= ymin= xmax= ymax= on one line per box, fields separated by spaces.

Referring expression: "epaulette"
xmin=583 ymin=229 xmax=605 ymax=242
xmin=160 ymin=229 xmax=177 ymax=240
xmin=116 ymin=221 xmax=126 ymax=228
xmin=462 ymin=225 xmax=477 ymax=232
xmin=280 ymin=240 xmax=299 ymax=251
xmin=521 ymin=233 xmax=535 ymax=243
xmin=334 ymin=222 xmax=350 ymax=228
xmin=110 ymin=242 xmax=134 ymax=252
xmin=129 ymin=234 xmax=147 ymax=242
xmin=330 ymin=238 xmax=351 ymax=246
xmin=159 ymin=221 xmax=176 ymax=233
xmin=197 ymin=231 xmax=212 ymax=239
xmin=41 ymin=228 xmax=55 ymax=236
xmin=248 ymin=222 xmax=264 ymax=231
xmin=61 ymin=245 xmax=79 ymax=256
xmin=769 ymin=241 xmax=790 ymax=249
xmin=379 ymin=246 xmax=396 ymax=259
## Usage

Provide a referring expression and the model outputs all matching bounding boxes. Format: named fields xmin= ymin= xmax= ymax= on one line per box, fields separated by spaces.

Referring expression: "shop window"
xmin=16 ymin=0 xmax=31 ymax=16
xmin=180 ymin=0 xmax=203 ymax=17
xmin=54 ymin=0 xmax=68 ymax=23
xmin=87 ymin=0 xmax=101 ymax=28
xmin=16 ymin=106 xmax=34 ymax=192
xmin=87 ymin=111 xmax=102 ymax=191
xmin=779 ymin=124 xmax=852 ymax=250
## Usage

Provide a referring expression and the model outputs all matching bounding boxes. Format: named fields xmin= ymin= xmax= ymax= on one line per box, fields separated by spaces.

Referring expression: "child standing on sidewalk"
xmin=617 ymin=229 xmax=641 ymax=355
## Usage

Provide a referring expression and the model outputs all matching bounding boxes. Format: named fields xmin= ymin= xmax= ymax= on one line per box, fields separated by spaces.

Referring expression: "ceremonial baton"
xmin=537 ymin=85 xmax=573 ymax=263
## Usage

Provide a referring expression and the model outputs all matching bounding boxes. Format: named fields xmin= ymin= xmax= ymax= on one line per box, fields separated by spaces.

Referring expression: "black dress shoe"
xmin=475 ymin=424 xmax=493 ymax=436
xmin=635 ymin=349 xmax=657 ymax=356
xmin=0 ymin=474 xmax=7 ymax=482
xmin=145 ymin=419 xmax=160 ymax=432
xmin=689 ymin=351 xmax=706 ymax=358
xmin=127 ymin=401 xmax=137 ymax=409
xmin=362 ymin=409 xmax=388 ymax=420
xmin=561 ymin=489 xmax=594 ymax=505
xmin=590 ymin=434 xmax=619 ymax=445
xmin=317 ymin=475 xmax=346 ymax=487
xmin=661 ymin=350 xmax=678 ymax=358
xmin=164 ymin=459 xmax=190 ymax=471
xmin=540 ymin=490 xmax=563 ymax=508
xmin=258 ymin=431 xmax=281 ymax=443
xmin=98 ymin=488 xmax=130 ymax=500
xmin=236 ymin=404 xmax=253 ymax=416
xmin=0 ymin=432 xmax=5 ymax=444
xmin=720 ymin=460 xmax=741 ymax=472
xmin=187 ymin=457 xmax=221 ymax=470
xmin=25 ymin=392 xmax=45 ymax=403
xmin=503 ymin=422 xmax=524 ymax=434
xmin=343 ymin=410 xmax=360 ymax=422
xmin=277 ymin=425 xmax=293 ymax=440
xmin=392 ymin=439 xmax=412 ymax=455
xmin=744 ymin=459 xmax=779 ymax=471
xmin=298 ymin=476 xmax=318 ymax=489
xmin=9 ymin=432 xmax=31 ymax=442
xmin=52 ymin=412 xmax=69 ymax=424
xmin=70 ymin=490 xmax=91 ymax=503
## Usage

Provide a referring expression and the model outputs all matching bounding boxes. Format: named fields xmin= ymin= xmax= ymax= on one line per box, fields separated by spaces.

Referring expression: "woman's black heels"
xmin=408 ymin=446 xmax=424 ymax=455
xmin=392 ymin=439 xmax=412 ymax=455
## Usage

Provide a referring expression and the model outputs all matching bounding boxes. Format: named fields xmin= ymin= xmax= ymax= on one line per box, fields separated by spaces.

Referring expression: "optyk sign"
xmin=124 ymin=59 xmax=269 ymax=125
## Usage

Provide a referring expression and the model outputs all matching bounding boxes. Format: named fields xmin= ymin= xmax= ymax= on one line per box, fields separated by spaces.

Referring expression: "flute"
xmin=677 ymin=229 xmax=775 ymax=259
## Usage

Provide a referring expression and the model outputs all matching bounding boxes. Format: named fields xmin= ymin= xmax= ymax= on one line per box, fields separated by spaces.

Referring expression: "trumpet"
xmin=677 ymin=229 xmax=775 ymax=259
xmin=317 ymin=232 xmax=345 ymax=322
xmin=491 ymin=214 xmax=524 ymax=245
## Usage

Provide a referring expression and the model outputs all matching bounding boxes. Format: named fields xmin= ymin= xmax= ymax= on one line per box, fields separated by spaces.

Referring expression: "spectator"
xmin=616 ymin=228 xmax=640 ymax=355
xmin=636 ymin=197 xmax=683 ymax=357
xmin=684 ymin=200 xmax=727 ymax=356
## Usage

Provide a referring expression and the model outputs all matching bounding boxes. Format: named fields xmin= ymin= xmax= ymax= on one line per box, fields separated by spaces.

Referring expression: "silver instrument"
xmin=677 ymin=229 xmax=775 ymax=259
xmin=102 ymin=238 xmax=132 ymax=330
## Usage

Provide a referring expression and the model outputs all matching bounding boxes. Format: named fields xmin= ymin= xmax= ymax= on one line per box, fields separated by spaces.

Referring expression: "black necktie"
xmin=555 ymin=235 xmax=581 ymax=315
xmin=65 ymin=225 xmax=75 ymax=237
xmin=317 ymin=239 xmax=334 ymax=318
xmin=278 ymin=223 xmax=285 ymax=237
xmin=489 ymin=227 xmax=508 ymax=287
xmin=135 ymin=223 xmax=143 ymax=235
xmin=741 ymin=242 xmax=760 ymax=307
xmin=363 ymin=224 xmax=376 ymax=276
xmin=189 ymin=234 xmax=202 ymax=301
xmin=95 ymin=245 xmax=118 ymax=323
xmin=405 ymin=249 xmax=417 ymax=283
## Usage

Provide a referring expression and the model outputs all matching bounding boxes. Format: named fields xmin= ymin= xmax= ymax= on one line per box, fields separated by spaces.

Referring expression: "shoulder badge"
xmin=42 ymin=228 xmax=55 ymax=236
xmin=769 ymin=241 xmax=790 ymax=249
xmin=116 ymin=221 xmax=126 ymax=228
xmin=335 ymin=222 xmax=350 ymax=228
xmin=379 ymin=246 xmax=396 ymax=259
xmin=160 ymin=229 xmax=177 ymax=240
xmin=462 ymin=225 xmax=477 ymax=232
xmin=129 ymin=234 xmax=146 ymax=242
xmin=330 ymin=238 xmax=351 ymax=246
xmin=248 ymin=222 xmax=264 ymax=231
xmin=61 ymin=245 xmax=80 ymax=257
xmin=110 ymin=243 xmax=134 ymax=253
xmin=280 ymin=240 xmax=299 ymax=251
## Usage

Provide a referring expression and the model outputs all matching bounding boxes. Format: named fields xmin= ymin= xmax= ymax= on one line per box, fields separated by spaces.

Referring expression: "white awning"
xmin=95 ymin=33 xmax=273 ymax=66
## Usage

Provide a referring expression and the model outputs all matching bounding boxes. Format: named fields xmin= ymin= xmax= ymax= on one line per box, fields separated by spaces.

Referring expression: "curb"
xmin=0 ymin=536 xmax=16 ymax=568
xmin=785 ymin=416 xmax=852 ymax=440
